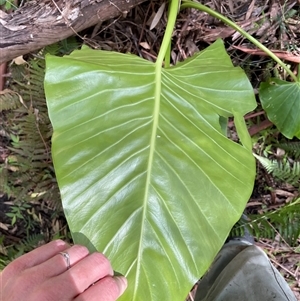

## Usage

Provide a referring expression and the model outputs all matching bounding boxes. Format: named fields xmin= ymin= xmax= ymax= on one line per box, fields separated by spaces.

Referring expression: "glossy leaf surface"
xmin=45 ymin=40 xmax=256 ymax=301
xmin=260 ymin=78 xmax=300 ymax=139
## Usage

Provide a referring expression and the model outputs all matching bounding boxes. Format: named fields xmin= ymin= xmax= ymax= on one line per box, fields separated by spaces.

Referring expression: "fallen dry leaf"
xmin=232 ymin=45 xmax=300 ymax=63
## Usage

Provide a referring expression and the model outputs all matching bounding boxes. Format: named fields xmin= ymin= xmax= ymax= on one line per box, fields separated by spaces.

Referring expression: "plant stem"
xmin=180 ymin=1 xmax=298 ymax=82
xmin=156 ymin=0 xmax=179 ymax=67
xmin=164 ymin=42 xmax=171 ymax=68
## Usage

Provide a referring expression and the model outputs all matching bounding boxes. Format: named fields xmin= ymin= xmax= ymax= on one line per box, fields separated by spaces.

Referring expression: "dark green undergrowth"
xmin=231 ymin=197 xmax=300 ymax=246
xmin=0 ymin=39 xmax=79 ymax=264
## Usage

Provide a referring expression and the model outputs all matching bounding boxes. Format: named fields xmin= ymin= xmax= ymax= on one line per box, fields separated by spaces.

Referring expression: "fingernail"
xmin=115 ymin=276 xmax=127 ymax=296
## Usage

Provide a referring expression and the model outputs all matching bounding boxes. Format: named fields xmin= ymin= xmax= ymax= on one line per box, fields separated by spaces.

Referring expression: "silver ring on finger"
xmin=59 ymin=251 xmax=71 ymax=270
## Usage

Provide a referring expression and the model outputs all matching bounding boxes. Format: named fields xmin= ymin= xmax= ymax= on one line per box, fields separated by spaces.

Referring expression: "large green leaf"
xmin=45 ymin=39 xmax=256 ymax=301
xmin=260 ymin=78 xmax=300 ymax=139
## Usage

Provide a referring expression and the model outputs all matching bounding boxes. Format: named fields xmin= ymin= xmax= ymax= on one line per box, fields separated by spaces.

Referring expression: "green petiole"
xmin=156 ymin=0 xmax=179 ymax=67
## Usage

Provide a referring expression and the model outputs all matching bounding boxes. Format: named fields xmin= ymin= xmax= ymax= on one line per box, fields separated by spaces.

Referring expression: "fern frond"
xmin=276 ymin=142 xmax=300 ymax=158
xmin=0 ymin=89 xmax=24 ymax=112
xmin=10 ymin=63 xmax=27 ymax=82
xmin=232 ymin=198 xmax=300 ymax=246
xmin=0 ymin=43 xmax=77 ymax=268
xmin=254 ymin=154 xmax=300 ymax=187
xmin=43 ymin=43 xmax=61 ymax=55
xmin=21 ymin=233 xmax=45 ymax=251
xmin=2 ymin=54 xmax=61 ymax=210
xmin=58 ymin=36 xmax=80 ymax=54
xmin=43 ymin=36 xmax=79 ymax=55
xmin=0 ymin=259 xmax=8 ymax=271
xmin=1 ymin=234 xmax=45 ymax=266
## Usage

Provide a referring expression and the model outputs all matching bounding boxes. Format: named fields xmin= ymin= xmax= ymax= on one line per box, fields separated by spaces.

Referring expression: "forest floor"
xmin=1 ymin=0 xmax=300 ymax=299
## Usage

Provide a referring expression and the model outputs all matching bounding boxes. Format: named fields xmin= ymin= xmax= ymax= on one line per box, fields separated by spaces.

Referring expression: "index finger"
xmin=2 ymin=240 xmax=69 ymax=286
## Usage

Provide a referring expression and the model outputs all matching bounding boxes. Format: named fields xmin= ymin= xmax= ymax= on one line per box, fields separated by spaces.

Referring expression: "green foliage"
xmin=44 ymin=36 xmax=80 ymax=55
xmin=45 ymin=39 xmax=256 ymax=301
xmin=181 ymin=0 xmax=300 ymax=140
xmin=0 ymin=233 xmax=45 ymax=270
xmin=239 ymin=143 xmax=300 ymax=247
xmin=232 ymin=198 xmax=300 ymax=246
xmin=254 ymin=154 xmax=300 ymax=188
xmin=0 ymin=36 xmax=81 ymax=208
xmin=0 ymin=58 xmax=61 ymax=210
xmin=0 ymin=37 xmax=81 ymax=270
xmin=0 ymin=0 xmax=17 ymax=11
xmin=277 ymin=141 xmax=300 ymax=158
xmin=6 ymin=202 xmax=33 ymax=227
xmin=260 ymin=157 xmax=299 ymax=187
xmin=259 ymin=79 xmax=300 ymax=139
xmin=0 ymin=90 xmax=23 ymax=112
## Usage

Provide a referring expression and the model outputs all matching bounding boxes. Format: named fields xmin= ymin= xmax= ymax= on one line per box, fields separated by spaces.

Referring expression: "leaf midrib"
xmin=132 ymin=63 xmax=162 ymax=299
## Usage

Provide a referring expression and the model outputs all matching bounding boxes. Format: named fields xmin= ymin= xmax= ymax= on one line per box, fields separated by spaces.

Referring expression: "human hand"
xmin=1 ymin=240 xmax=127 ymax=301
